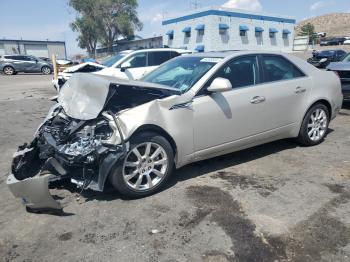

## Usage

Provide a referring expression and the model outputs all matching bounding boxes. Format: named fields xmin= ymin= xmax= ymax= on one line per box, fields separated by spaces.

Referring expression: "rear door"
xmin=257 ymin=54 xmax=312 ymax=130
xmin=10 ymin=56 xmax=28 ymax=71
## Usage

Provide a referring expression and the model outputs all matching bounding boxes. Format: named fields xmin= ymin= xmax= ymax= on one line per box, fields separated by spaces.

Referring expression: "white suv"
xmin=53 ymin=48 xmax=191 ymax=91
xmin=96 ymin=48 xmax=191 ymax=80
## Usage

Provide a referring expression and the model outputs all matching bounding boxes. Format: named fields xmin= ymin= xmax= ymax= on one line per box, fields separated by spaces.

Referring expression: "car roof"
xmin=185 ymin=50 xmax=293 ymax=58
xmin=131 ymin=48 xmax=191 ymax=54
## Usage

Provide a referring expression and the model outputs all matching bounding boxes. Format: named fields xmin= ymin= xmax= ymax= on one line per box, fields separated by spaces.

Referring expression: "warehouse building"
xmin=0 ymin=39 xmax=66 ymax=59
xmin=162 ymin=7 xmax=296 ymax=52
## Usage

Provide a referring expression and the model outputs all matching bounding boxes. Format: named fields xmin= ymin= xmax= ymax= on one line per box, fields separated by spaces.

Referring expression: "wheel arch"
xmin=306 ymin=99 xmax=332 ymax=119
xmin=130 ymin=124 xmax=178 ymax=160
xmin=41 ymin=65 xmax=51 ymax=71
xmin=3 ymin=64 xmax=15 ymax=72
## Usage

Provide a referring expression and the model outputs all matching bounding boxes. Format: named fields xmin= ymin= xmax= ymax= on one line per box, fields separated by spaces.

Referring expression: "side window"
xmin=120 ymin=52 xmax=147 ymax=68
xmin=7 ymin=56 xmax=20 ymax=60
xmin=148 ymin=51 xmax=171 ymax=66
xmin=209 ymin=56 xmax=259 ymax=89
xmin=261 ymin=55 xmax=305 ymax=83
xmin=21 ymin=56 xmax=31 ymax=61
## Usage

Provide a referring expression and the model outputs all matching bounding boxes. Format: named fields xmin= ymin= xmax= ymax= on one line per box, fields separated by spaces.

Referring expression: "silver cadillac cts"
xmin=8 ymin=51 xmax=343 ymax=212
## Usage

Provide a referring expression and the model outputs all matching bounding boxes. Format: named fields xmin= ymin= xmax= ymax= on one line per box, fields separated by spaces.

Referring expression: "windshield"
xmin=102 ymin=53 xmax=126 ymax=67
xmin=141 ymin=56 xmax=219 ymax=93
xmin=342 ymin=53 xmax=350 ymax=62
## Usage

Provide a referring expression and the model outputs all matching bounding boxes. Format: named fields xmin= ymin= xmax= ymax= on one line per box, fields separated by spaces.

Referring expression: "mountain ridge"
xmin=296 ymin=13 xmax=350 ymax=37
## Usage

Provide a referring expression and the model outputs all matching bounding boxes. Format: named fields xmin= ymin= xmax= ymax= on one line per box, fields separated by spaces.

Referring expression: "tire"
xmin=41 ymin=66 xmax=51 ymax=75
xmin=297 ymin=103 xmax=329 ymax=146
xmin=109 ymin=132 xmax=175 ymax=198
xmin=3 ymin=66 xmax=15 ymax=75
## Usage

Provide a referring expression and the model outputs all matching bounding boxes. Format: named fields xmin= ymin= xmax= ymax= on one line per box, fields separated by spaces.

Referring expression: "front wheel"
xmin=297 ymin=103 xmax=329 ymax=146
xmin=41 ymin=66 xmax=51 ymax=75
xmin=109 ymin=132 xmax=174 ymax=198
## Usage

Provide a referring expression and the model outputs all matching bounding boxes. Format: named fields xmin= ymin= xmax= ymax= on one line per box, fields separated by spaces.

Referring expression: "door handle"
xmin=250 ymin=96 xmax=266 ymax=104
xmin=295 ymin=86 xmax=306 ymax=94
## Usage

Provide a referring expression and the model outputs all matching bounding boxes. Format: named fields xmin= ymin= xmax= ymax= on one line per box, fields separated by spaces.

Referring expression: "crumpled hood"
xmin=327 ymin=62 xmax=350 ymax=71
xmin=63 ymin=62 xmax=106 ymax=73
xmin=58 ymin=73 xmax=180 ymax=120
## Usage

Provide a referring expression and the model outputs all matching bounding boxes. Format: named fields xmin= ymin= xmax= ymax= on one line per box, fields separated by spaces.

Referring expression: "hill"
xmin=296 ymin=13 xmax=350 ymax=37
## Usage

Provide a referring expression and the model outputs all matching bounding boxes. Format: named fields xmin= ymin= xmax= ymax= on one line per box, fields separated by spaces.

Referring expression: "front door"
xmin=193 ymin=55 xmax=267 ymax=157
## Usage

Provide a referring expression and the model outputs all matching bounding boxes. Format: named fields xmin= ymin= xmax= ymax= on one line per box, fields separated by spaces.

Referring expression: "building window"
xmin=185 ymin=31 xmax=191 ymax=38
xmin=269 ymin=28 xmax=278 ymax=38
xmin=169 ymin=34 xmax=174 ymax=40
xmin=240 ymin=30 xmax=247 ymax=37
xmin=282 ymin=33 xmax=288 ymax=39
xmin=255 ymin=31 xmax=262 ymax=38
xmin=198 ymin=30 xmax=204 ymax=36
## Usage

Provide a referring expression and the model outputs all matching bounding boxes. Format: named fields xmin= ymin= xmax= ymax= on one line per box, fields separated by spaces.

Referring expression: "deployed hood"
xmin=63 ymin=62 xmax=106 ymax=73
xmin=327 ymin=62 xmax=350 ymax=71
xmin=58 ymin=73 xmax=180 ymax=120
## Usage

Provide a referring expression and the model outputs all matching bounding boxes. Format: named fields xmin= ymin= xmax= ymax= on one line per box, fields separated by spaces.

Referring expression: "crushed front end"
xmin=7 ymin=105 xmax=126 ymax=212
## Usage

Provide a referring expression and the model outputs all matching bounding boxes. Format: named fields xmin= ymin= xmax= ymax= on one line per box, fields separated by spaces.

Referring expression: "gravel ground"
xmin=0 ymin=71 xmax=349 ymax=262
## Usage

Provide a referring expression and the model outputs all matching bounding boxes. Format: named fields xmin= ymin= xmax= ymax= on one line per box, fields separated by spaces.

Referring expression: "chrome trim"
xmin=169 ymin=101 xmax=193 ymax=110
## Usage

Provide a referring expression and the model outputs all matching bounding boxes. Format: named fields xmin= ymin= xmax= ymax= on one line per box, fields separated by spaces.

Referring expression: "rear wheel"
xmin=109 ymin=132 xmax=174 ymax=198
xmin=297 ymin=103 xmax=329 ymax=146
xmin=3 ymin=66 xmax=15 ymax=75
xmin=41 ymin=66 xmax=51 ymax=75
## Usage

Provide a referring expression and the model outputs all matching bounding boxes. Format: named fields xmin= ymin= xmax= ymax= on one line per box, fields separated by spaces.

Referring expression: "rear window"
xmin=261 ymin=55 xmax=305 ymax=83
xmin=148 ymin=51 xmax=171 ymax=66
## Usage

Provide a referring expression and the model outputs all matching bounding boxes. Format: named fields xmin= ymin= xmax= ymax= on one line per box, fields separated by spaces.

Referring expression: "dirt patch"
xmin=324 ymin=183 xmax=346 ymax=194
xmin=211 ymin=171 xmax=286 ymax=197
xmin=79 ymin=232 xmax=118 ymax=244
xmin=186 ymin=186 xmax=286 ymax=262
xmin=286 ymin=190 xmax=350 ymax=262
xmin=58 ymin=232 xmax=73 ymax=241
xmin=186 ymin=185 xmax=350 ymax=262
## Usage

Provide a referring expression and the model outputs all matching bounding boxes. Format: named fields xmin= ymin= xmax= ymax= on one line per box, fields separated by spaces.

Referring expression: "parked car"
xmin=327 ymin=52 xmax=350 ymax=100
xmin=7 ymin=51 xmax=343 ymax=212
xmin=97 ymin=48 xmax=192 ymax=79
xmin=0 ymin=55 xmax=53 ymax=75
xmin=52 ymin=50 xmax=133 ymax=90
xmin=307 ymin=49 xmax=347 ymax=68
xmin=53 ymin=49 xmax=191 ymax=91
xmin=320 ymin=38 xmax=346 ymax=46
xmin=344 ymin=38 xmax=350 ymax=45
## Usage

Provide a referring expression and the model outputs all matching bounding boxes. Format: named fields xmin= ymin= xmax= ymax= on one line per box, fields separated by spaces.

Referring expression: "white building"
xmin=162 ymin=7 xmax=296 ymax=52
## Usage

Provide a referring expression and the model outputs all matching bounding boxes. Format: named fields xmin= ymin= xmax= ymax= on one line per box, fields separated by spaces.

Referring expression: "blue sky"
xmin=0 ymin=0 xmax=349 ymax=56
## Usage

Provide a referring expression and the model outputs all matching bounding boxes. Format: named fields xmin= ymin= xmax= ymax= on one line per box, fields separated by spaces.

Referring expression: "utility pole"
xmin=190 ymin=0 xmax=201 ymax=10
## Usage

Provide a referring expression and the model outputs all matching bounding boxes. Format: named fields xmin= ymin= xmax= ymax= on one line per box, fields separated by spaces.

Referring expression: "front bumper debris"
xmin=7 ymin=173 xmax=62 ymax=212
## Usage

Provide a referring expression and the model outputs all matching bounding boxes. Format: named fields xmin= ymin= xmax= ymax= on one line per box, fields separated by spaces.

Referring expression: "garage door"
xmin=0 ymin=44 xmax=5 ymax=56
xmin=25 ymin=44 xmax=49 ymax=58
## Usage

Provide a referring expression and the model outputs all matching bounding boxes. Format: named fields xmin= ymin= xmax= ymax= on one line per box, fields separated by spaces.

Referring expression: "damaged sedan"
xmin=8 ymin=51 xmax=343 ymax=212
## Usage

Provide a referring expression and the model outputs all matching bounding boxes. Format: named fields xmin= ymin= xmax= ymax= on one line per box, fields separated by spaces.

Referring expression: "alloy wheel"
xmin=42 ymin=67 xmax=51 ymax=75
xmin=122 ymin=142 xmax=168 ymax=191
xmin=4 ymin=67 xmax=14 ymax=75
xmin=307 ymin=108 xmax=328 ymax=142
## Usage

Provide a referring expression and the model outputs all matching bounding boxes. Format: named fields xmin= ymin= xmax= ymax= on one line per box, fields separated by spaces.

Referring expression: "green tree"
xmin=70 ymin=16 xmax=100 ymax=57
xmin=298 ymin=22 xmax=317 ymax=44
xmin=69 ymin=0 xmax=143 ymax=55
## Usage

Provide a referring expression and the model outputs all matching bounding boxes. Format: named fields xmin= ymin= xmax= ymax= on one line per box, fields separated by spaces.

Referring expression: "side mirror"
xmin=207 ymin=77 xmax=232 ymax=93
xmin=120 ymin=62 xmax=131 ymax=72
